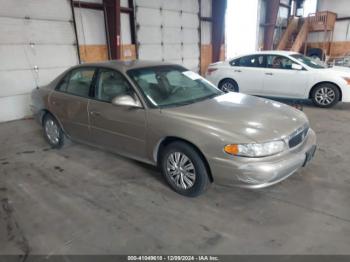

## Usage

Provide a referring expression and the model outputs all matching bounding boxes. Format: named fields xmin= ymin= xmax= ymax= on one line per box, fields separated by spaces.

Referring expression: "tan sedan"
xmin=31 ymin=61 xmax=317 ymax=197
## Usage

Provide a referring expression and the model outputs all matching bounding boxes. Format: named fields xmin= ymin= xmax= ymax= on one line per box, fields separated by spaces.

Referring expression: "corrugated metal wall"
xmin=200 ymin=0 xmax=212 ymax=74
xmin=135 ymin=0 xmax=200 ymax=72
xmin=309 ymin=0 xmax=350 ymax=42
xmin=0 ymin=0 xmax=79 ymax=122
xmin=0 ymin=0 xmax=213 ymax=122
xmin=307 ymin=0 xmax=350 ymax=57
xmin=257 ymin=0 xmax=289 ymax=50
xmin=274 ymin=1 xmax=290 ymax=48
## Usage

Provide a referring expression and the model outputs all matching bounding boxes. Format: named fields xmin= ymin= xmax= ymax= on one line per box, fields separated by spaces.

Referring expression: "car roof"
xmin=254 ymin=50 xmax=299 ymax=55
xmin=229 ymin=50 xmax=300 ymax=59
xmin=71 ymin=60 xmax=181 ymax=73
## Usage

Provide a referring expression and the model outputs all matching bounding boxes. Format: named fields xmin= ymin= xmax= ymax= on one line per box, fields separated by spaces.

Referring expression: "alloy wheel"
xmin=166 ymin=152 xmax=196 ymax=190
xmin=221 ymin=81 xmax=236 ymax=92
xmin=315 ymin=87 xmax=335 ymax=106
xmin=45 ymin=119 xmax=60 ymax=145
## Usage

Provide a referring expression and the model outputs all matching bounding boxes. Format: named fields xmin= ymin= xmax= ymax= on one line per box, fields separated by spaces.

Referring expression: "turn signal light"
xmin=224 ymin=144 xmax=239 ymax=155
xmin=343 ymin=77 xmax=350 ymax=85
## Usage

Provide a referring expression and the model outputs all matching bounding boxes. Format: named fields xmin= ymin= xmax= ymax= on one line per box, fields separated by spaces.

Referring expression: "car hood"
xmin=323 ymin=66 xmax=350 ymax=77
xmin=160 ymin=93 xmax=308 ymax=143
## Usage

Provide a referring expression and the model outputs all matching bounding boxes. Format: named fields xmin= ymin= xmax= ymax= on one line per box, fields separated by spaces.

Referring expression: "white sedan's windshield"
xmin=127 ymin=66 xmax=223 ymax=108
xmin=291 ymin=54 xmax=326 ymax=69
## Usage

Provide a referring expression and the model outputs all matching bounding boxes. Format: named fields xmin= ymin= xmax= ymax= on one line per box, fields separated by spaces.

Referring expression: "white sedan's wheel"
xmin=315 ymin=87 xmax=335 ymax=106
xmin=219 ymin=79 xmax=238 ymax=93
xmin=311 ymin=83 xmax=340 ymax=108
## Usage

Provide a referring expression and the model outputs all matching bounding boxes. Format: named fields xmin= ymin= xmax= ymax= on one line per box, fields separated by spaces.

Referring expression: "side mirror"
xmin=292 ymin=63 xmax=303 ymax=70
xmin=111 ymin=95 xmax=142 ymax=108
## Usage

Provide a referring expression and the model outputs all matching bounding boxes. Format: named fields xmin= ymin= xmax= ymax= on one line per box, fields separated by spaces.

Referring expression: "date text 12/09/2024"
xmin=127 ymin=255 xmax=220 ymax=261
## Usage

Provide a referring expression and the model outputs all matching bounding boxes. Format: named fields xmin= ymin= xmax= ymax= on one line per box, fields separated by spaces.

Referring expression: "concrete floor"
xmin=1 ymin=102 xmax=350 ymax=255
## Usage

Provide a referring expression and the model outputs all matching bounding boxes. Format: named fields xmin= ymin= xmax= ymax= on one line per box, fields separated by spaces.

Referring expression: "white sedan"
xmin=206 ymin=51 xmax=350 ymax=107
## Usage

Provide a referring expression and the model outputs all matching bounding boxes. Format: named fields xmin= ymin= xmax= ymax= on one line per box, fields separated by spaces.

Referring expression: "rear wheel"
xmin=43 ymin=114 xmax=65 ymax=148
xmin=219 ymin=79 xmax=238 ymax=93
xmin=311 ymin=83 xmax=340 ymax=108
xmin=160 ymin=142 xmax=210 ymax=197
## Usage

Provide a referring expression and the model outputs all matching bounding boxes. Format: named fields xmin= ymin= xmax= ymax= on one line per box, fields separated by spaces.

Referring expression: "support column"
xmin=212 ymin=0 xmax=227 ymax=62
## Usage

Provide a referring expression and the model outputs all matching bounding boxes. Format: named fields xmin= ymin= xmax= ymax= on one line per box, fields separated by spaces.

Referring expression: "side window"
xmin=95 ymin=69 xmax=134 ymax=102
xmin=236 ymin=55 xmax=265 ymax=68
xmin=131 ymin=69 xmax=165 ymax=103
xmin=266 ymin=55 xmax=295 ymax=70
xmin=229 ymin=58 xmax=240 ymax=66
xmin=59 ymin=68 xmax=95 ymax=97
xmin=56 ymin=74 xmax=70 ymax=91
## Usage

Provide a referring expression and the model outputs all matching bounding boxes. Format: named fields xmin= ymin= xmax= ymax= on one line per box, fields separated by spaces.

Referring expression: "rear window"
xmin=230 ymin=55 xmax=265 ymax=68
xmin=56 ymin=68 xmax=95 ymax=98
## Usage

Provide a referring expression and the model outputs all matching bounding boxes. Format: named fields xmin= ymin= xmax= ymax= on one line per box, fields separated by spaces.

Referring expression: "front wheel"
xmin=160 ymin=142 xmax=210 ymax=197
xmin=219 ymin=79 xmax=238 ymax=93
xmin=311 ymin=83 xmax=340 ymax=108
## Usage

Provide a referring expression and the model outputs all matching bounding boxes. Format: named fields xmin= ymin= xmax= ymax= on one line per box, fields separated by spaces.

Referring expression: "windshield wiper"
xmin=169 ymin=94 xmax=220 ymax=108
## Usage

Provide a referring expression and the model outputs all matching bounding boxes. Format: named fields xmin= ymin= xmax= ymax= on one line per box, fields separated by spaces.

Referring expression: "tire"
xmin=160 ymin=141 xmax=210 ymax=197
xmin=311 ymin=83 xmax=340 ymax=108
xmin=219 ymin=79 xmax=239 ymax=93
xmin=42 ymin=114 xmax=65 ymax=148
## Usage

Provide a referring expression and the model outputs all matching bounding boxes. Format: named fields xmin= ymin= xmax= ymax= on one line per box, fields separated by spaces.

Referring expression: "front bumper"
xmin=209 ymin=128 xmax=317 ymax=188
xmin=341 ymin=88 xmax=350 ymax=102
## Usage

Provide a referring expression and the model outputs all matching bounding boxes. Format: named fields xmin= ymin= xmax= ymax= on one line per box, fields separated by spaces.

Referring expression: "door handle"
xmin=234 ymin=70 xmax=242 ymax=73
xmin=90 ymin=111 xmax=101 ymax=116
xmin=265 ymin=72 xmax=273 ymax=76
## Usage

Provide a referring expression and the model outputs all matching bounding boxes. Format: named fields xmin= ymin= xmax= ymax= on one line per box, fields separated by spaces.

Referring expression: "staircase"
xmin=291 ymin=19 xmax=309 ymax=52
xmin=276 ymin=11 xmax=337 ymax=56
xmin=277 ymin=17 xmax=308 ymax=52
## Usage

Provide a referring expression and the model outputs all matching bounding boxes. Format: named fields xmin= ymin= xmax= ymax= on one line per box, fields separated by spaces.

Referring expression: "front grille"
xmin=288 ymin=124 xmax=309 ymax=148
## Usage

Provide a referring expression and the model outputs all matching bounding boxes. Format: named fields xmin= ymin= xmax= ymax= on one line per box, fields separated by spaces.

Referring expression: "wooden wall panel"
xmin=79 ymin=45 xmax=108 ymax=63
xmin=121 ymin=44 xmax=137 ymax=60
xmin=220 ymin=44 xmax=225 ymax=61
xmin=200 ymin=44 xmax=212 ymax=75
xmin=200 ymin=44 xmax=225 ymax=76
xmin=79 ymin=44 xmax=136 ymax=63
xmin=308 ymin=41 xmax=350 ymax=57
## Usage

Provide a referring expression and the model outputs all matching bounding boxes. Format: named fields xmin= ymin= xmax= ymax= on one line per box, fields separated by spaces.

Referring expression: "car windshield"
xmin=127 ymin=66 xmax=223 ymax=108
xmin=290 ymin=54 xmax=326 ymax=69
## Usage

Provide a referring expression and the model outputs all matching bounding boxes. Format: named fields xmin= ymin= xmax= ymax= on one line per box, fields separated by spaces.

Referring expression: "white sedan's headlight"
xmin=224 ymin=140 xmax=287 ymax=157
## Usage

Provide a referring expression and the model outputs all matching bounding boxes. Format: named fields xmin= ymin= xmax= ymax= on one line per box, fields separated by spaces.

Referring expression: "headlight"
xmin=224 ymin=140 xmax=287 ymax=157
xmin=342 ymin=77 xmax=350 ymax=85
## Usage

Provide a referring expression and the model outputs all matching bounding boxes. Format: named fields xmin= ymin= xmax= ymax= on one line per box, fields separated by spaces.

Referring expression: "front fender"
xmin=145 ymin=109 xmax=253 ymax=165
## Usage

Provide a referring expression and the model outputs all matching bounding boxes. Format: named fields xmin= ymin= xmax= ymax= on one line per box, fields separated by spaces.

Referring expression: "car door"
xmin=228 ymin=54 xmax=266 ymax=95
xmin=88 ymin=68 xmax=147 ymax=159
xmin=262 ymin=55 xmax=309 ymax=98
xmin=49 ymin=67 xmax=96 ymax=142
